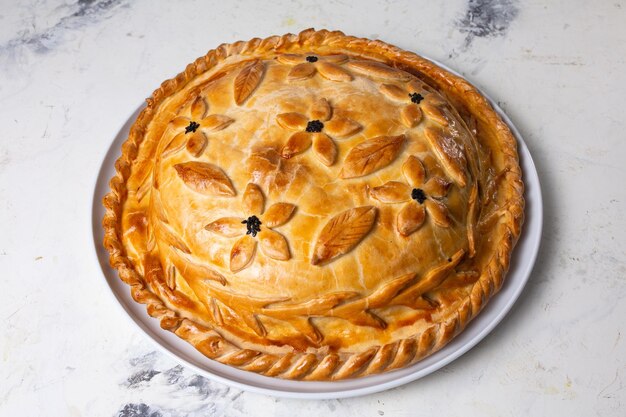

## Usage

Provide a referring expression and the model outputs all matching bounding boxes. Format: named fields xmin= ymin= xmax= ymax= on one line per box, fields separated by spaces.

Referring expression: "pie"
xmin=103 ymin=29 xmax=524 ymax=380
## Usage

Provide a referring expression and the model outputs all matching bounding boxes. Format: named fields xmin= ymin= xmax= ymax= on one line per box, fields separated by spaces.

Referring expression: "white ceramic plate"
xmin=91 ymin=58 xmax=542 ymax=399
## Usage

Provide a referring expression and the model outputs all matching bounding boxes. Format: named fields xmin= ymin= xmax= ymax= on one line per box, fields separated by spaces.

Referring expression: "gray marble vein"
xmin=456 ymin=0 xmax=519 ymax=49
xmin=117 ymin=349 xmax=246 ymax=417
xmin=0 ymin=0 xmax=128 ymax=56
xmin=117 ymin=403 xmax=163 ymax=417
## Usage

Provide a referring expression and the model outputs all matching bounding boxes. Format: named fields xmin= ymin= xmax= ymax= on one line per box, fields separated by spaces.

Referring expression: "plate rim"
xmin=90 ymin=56 xmax=543 ymax=399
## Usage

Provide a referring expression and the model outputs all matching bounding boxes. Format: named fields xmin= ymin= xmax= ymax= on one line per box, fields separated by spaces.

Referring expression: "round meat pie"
xmin=103 ymin=29 xmax=524 ymax=380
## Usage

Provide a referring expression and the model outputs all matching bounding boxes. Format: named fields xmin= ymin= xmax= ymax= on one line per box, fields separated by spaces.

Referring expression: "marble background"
xmin=1 ymin=0 xmax=625 ymax=415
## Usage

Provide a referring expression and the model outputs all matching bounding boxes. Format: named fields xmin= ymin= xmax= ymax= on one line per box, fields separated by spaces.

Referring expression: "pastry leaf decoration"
xmin=234 ymin=60 xmax=265 ymax=105
xmin=239 ymin=310 xmax=267 ymax=337
xmin=230 ymin=235 xmax=257 ymax=273
xmin=345 ymin=60 xmax=410 ymax=81
xmin=154 ymin=220 xmax=191 ymax=254
xmin=311 ymin=206 xmax=377 ymax=265
xmin=185 ymin=131 xmax=208 ymax=156
xmin=173 ymin=161 xmax=235 ymax=196
xmin=423 ymin=127 xmax=468 ymax=187
xmin=340 ymin=134 xmax=405 ymax=179
xmin=165 ymin=264 xmax=177 ymax=290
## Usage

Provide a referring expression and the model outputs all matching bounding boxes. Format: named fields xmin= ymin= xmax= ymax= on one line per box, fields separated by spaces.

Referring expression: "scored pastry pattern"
xmin=103 ymin=29 xmax=524 ymax=380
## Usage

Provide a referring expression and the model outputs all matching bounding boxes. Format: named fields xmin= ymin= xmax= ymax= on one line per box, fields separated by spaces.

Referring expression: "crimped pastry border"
xmin=102 ymin=28 xmax=524 ymax=380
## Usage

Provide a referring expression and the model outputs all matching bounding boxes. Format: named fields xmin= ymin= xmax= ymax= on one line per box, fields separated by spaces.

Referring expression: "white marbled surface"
xmin=1 ymin=0 xmax=625 ymax=415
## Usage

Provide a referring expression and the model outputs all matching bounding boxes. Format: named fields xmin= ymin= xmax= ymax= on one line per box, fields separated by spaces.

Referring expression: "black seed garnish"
xmin=305 ymin=119 xmax=324 ymax=132
xmin=242 ymin=215 xmax=262 ymax=237
xmin=185 ymin=121 xmax=200 ymax=134
xmin=447 ymin=257 xmax=452 ymax=262
xmin=409 ymin=92 xmax=424 ymax=104
xmin=411 ymin=188 xmax=427 ymax=204
xmin=306 ymin=55 xmax=318 ymax=63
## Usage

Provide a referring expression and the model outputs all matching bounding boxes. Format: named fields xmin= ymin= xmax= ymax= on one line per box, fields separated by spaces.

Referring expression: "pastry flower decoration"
xmin=277 ymin=53 xmax=353 ymax=82
xmin=370 ymin=155 xmax=452 ymax=236
xmin=378 ymin=81 xmax=439 ymax=128
xmin=163 ymin=96 xmax=234 ymax=157
xmin=205 ymin=183 xmax=295 ymax=272
xmin=276 ymin=98 xmax=361 ymax=166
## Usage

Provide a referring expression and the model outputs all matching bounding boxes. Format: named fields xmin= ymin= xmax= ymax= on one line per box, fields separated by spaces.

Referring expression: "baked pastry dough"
xmin=103 ymin=29 xmax=524 ymax=380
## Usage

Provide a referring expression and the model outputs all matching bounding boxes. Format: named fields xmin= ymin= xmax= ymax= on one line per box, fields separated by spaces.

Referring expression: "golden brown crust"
xmin=102 ymin=28 xmax=524 ymax=380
